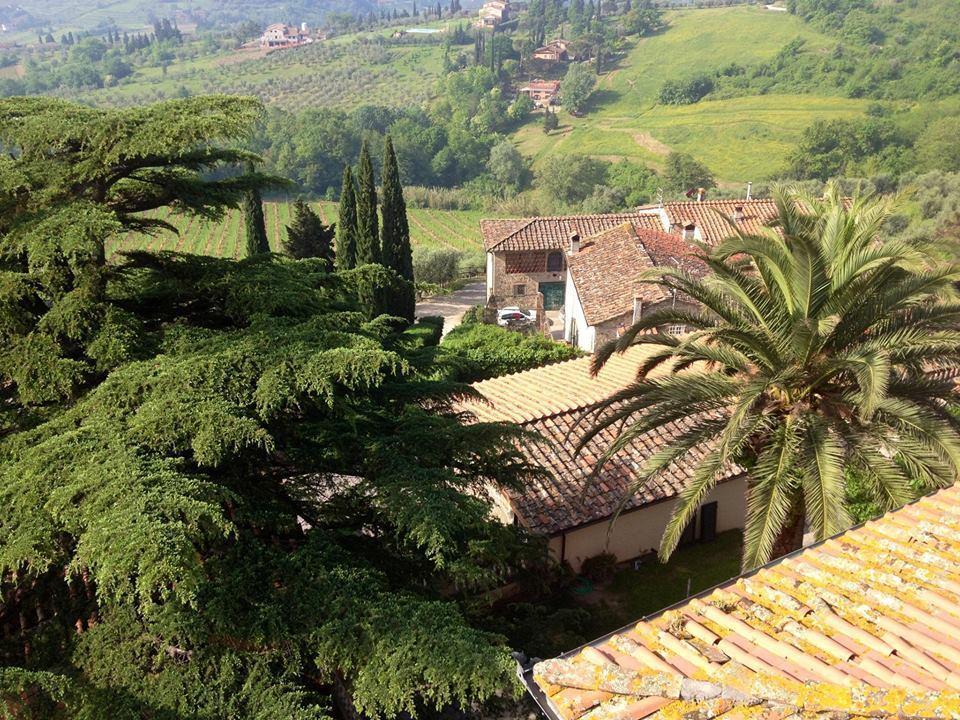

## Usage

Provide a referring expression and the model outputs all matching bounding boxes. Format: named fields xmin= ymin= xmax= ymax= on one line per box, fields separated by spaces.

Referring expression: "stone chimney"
xmin=568 ymin=232 xmax=580 ymax=254
xmin=682 ymin=222 xmax=696 ymax=241
xmin=696 ymin=188 xmax=706 ymax=202
xmin=746 ymin=181 xmax=753 ymax=200
xmin=733 ymin=205 xmax=744 ymax=223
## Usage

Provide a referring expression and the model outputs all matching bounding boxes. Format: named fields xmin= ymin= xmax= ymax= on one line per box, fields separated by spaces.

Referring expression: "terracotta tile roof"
xmin=481 ymin=212 xmax=666 ymax=252
xmin=567 ymin=223 xmax=666 ymax=326
xmin=468 ymin=347 xmax=645 ymax=424
xmin=464 ymin=348 xmax=740 ymax=535
xmin=527 ymin=483 xmax=960 ymax=720
xmin=567 ymin=222 xmax=713 ymax=326
xmin=663 ymin=199 xmax=779 ymax=246
xmin=522 ymin=80 xmax=562 ymax=92
xmin=638 ymin=225 xmax=711 ymax=279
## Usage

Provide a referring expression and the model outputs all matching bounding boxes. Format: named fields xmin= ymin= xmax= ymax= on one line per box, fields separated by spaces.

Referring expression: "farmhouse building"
xmin=525 ymin=483 xmax=960 ymax=720
xmin=565 ymin=222 xmax=708 ymax=351
xmin=481 ymin=199 xmax=780 ymax=351
xmin=478 ymin=0 xmax=510 ymax=26
xmin=532 ymin=38 xmax=572 ymax=62
xmin=518 ymin=79 xmax=562 ymax=107
xmin=260 ymin=23 xmax=309 ymax=48
xmin=463 ymin=347 xmax=747 ymax=572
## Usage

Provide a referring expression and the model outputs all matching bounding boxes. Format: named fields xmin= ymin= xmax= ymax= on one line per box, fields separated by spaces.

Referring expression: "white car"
xmin=497 ymin=307 xmax=537 ymax=327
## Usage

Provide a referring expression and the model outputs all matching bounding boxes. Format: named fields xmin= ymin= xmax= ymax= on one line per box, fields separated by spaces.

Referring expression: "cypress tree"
xmin=243 ymin=164 xmax=270 ymax=256
xmin=284 ymin=198 xmax=334 ymax=262
xmin=335 ymin=166 xmax=358 ymax=270
xmin=355 ymin=141 xmax=379 ymax=265
xmin=379 ymin=136 xmax=415 ymax=322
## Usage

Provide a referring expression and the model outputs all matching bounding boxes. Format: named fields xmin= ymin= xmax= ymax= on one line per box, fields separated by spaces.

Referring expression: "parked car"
xmin=496 ymin=307 xmax=537 ymax=327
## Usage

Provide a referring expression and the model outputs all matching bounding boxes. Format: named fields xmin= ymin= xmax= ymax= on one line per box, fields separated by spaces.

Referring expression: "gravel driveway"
xmin=415 ymin=281 xmax=486 ymax=337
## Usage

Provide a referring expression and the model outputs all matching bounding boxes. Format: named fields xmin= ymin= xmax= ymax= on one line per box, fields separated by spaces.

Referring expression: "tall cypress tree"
xmin=335 ymin=166 xmax=358 ymax=270
xmin=379 ymin=136 xmax=415 ymax=322
xmin=355 ymin=141 xmax=380 ymax=265
xmin=243 ymin=164 xmax=270 ymax=256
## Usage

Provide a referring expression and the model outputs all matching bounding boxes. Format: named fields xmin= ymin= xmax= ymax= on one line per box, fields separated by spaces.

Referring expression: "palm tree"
xmin=583 ymin=184 xmax=960 ymax=570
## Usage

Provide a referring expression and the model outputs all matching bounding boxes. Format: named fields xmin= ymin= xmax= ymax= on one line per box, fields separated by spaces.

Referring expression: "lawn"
xmin=107 ymin=200 xmax=491 ymax=261
xmin=513 ymin=6 xmax=871 ymax=184
xmin=604 ymin=529 xmax=744 ymax=622
xmin=494 ymin=530 xmax=744 ymax=660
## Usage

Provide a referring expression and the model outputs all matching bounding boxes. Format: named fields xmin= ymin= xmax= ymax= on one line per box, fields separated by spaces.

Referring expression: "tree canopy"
xmin=284 ymin=197 xmax=335 ymax=262
xmin=584 ymin=185 xmax=960 ymax=570
xmin=0 ymin=96 xmax=540 ymax=719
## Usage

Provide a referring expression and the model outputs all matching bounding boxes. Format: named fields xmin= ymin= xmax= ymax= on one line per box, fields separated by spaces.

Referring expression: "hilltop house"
xmin=477 ymin=0 xmax=510 ymax=26
xmin=481 ymin=199 xmax=780 ymax=351
xmin=461 ymin=347 xmax=747 ymax=572
xmin=525 ymin=483 xmax=960 ymax=720
xmin=532 ymin=38 xmax=573 ymax=62
xmin=518 ymin=79 xmax=561 ymax=107
xmin=260 ymin=23 xmax=310 ymax=48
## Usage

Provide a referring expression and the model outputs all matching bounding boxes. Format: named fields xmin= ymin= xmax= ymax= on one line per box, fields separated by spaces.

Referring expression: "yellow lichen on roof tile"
xmin=529 ymin=485 xmax=960 ymax=720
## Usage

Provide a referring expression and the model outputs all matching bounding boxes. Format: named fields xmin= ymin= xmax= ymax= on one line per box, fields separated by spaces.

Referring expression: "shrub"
xmin=460 ymin=304 xmax=487 ymax=325
xmin=579 ymin=553 xmax=619 ymax=583
xmin=658 ymin=74 xmax=715 ymax=105
xmin=413 ymin=247 xmax=461 ymax=287
xmin=535 ymin=154 xmax=610 ymax=206
xmin=399 ymin=315 xmax=444 ymax=348
xmin=441 ymin=323 xmax=581 ymax=382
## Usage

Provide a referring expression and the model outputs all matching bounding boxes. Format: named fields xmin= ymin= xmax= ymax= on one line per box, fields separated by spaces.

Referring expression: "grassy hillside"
xmin=106 ymin=201 xmax=489 ymax=259
xmin=514 ymin=6 xmax=870 ymax=184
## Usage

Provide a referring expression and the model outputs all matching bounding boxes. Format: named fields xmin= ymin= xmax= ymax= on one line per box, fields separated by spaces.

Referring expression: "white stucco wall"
xmin=563 ymin=270 xmax=595 ymax=352
xmin=486 ymin=252 xmax=494 ymax=299
xmin=546 ymin=476 xmax=747 ymax=572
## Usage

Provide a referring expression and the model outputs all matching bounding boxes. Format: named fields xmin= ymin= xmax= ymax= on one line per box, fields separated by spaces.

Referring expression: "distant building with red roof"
xmin=519 ymin=79 xmax=562 ymax=107
xmin=260 ymin=23 xmax=310 ymax=48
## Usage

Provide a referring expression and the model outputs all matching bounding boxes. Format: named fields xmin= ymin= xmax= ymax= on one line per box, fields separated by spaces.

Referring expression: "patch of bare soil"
xmin=631 ymin=131 xmax=671 ymax=156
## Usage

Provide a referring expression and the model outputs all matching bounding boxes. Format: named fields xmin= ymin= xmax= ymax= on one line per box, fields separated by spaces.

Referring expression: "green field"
xmin=106 ymin=201 xmax=490 ymax=259
xmin=513 ymin=6 xmax=870 ymax=184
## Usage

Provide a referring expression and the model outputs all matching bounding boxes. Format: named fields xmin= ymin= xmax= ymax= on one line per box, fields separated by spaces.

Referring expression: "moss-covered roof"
xmin=527 ymin=484 xmax=960 ymax=720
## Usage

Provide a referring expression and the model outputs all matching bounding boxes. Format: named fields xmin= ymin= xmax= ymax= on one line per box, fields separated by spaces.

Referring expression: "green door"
xmin=539 ymin=282 xmax=565 ymax=310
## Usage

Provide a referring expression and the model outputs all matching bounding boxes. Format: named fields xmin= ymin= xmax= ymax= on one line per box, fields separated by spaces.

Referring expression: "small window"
xmin=546 ymin=251 xmax=565 ymax=272
xmin=665 ymin=324 xmax=687 ymax=336
xmin=513 ymin=284 xmax=526 ymax=296
xmin=570 ymin=318 xmax=579 ymax=348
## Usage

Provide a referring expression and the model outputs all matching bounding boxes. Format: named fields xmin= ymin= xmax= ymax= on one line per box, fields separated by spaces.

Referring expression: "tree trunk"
xmin=769 ymin=500 xmax=805 ymax=561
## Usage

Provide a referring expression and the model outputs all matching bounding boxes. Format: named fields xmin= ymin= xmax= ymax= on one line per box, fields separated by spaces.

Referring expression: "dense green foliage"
xmin=586 ymin=186 xmax=960 ymax=569
xmin=355 ymin=141 xmax=380 ymax=265
xmin=255 ymin=63 xmax=531 ymax=197
xmin=335 ymin=167 xmax=359 ymax=271
xmin=658 ymin=74 xmax=714 ymax=106
xmin=379 ymin=137 xmax=416 ymax=321
xmin=242 ymin=166 xmax=270 ymax=256
xmin=441 ymin=323 xmax=581 ymax=382
xmin=786 ymin=114 xmax=913 ymax=180
xmin=560 ymin=62 xmax=597 ymax=115
xmin=663 ymin=152 xmax=716 ymax=193
xmin=0 ymin=96 xmax=542 ymax=719
xmin=284 ymin=198 xmax=335 ymax=262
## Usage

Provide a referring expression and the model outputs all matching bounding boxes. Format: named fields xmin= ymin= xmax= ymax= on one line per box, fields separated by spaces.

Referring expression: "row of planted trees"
xmin=241 ymin=135 xmax=416 ymax=323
